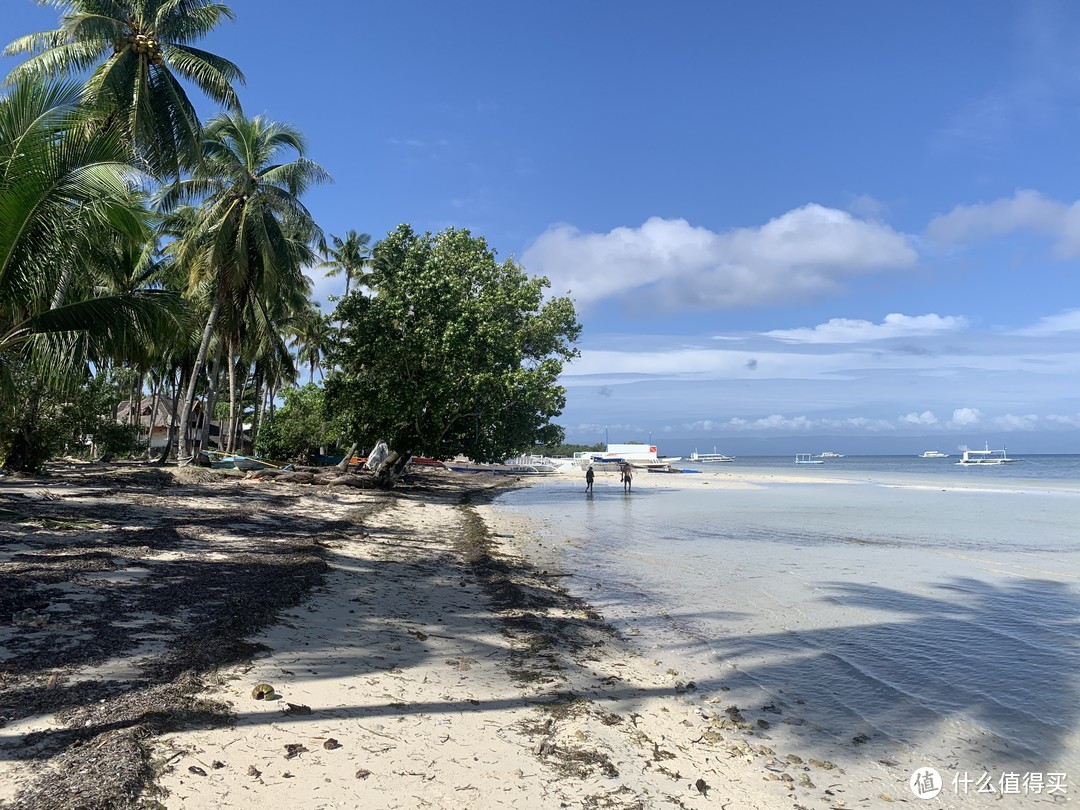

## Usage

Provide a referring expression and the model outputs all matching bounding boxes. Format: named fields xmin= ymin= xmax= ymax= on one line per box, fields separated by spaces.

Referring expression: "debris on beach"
xmin=251 ymin=683 xmax=276 ymax=700
xmin=283 ymin=743 xmax=308 ymax=759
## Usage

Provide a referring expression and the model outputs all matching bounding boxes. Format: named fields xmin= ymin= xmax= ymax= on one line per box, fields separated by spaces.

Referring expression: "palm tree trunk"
xmin=233 ymin=360 xmax=251 ymax=452
xmin=145 ymin=381 xmax=162 ymax=458
xmin=155 ymin=369 xmax=182 ymax=464
xmin=200 ymin=345 xmax=223 ymax=455
xmin=50 ymin=263 xmax=74 ymax=310
xmin=178 ymin=296 xmax=221 ymax=465
xmin=250 ymin=368 xmax=264 ymax=449
xmin=225 ymin=337 xmax=238 ymax=453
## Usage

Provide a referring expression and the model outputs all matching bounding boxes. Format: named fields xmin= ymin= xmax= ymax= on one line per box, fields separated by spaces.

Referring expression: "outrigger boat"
xmin=201 ymin=450 xmax=289 ymax=471
xmin=795 ymin=453 xmax=825 ymax=465
xmin=690 ymin=448 xmax=735 ymax=463
xmin=955 ymin=443 xmax=1018 ymax=465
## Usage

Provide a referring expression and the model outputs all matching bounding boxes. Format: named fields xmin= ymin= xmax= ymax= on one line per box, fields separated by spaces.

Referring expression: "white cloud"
xmin=696 ymin=414 xmax=897 ymax=433
xmin=925 ymin=189 xmax=1080 ymax=257
xmin=1047 ymin=414 xmax=1080 ymax=428
xmin=522 ymin=205 xmax=917 ymax=310
xmin=900 ymin=410 xmax=939 ymax=425
xmin=1013 ymin=309 xmax=1080 ymax=336
xmin=765 ymin=313 xmax=967 ymax=344
xmin=949 ymin=407 xmax=983 ymax=427
xmin=304 ymin=269 xmax=343 ymax=312
xmin=995 ymin=414 xmax=1040 ymax=431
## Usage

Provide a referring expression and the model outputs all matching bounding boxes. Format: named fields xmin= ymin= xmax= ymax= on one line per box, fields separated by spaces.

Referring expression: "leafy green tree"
xmin=325 ymin=225 xmax=580 ymax=483
xmin=4 ymin=0 xmax=245 ymax=179
xmin=0 ymin=366 xmax=140 ymax=471
xmin=254 ymin=384 xmax=340 ymax=463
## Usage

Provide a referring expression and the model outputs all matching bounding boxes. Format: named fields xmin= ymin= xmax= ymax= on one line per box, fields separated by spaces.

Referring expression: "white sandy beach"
xmin=148 ymin=475 xmax=799 ymax=810
xmin=3 ymin=464 xmax=1074 ymax=809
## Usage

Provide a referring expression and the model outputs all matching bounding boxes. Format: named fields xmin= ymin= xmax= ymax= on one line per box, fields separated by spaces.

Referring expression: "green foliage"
xmin=4 ymin=0 xmax=245 ymax=179
xmin=0 ymin=76 xmax=186 ymax=400
xmin=0 ymin=369 xmax=139 ymax=472
xmin=325 ymin=225 xmax=580 ymax=463
xmin=255 ymin=384 xmax=341 ymax=463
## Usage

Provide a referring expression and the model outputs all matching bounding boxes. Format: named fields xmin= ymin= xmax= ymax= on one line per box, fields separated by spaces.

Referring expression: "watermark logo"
xmin=910 ymin=767 xmax=942 ymax=799
xmin=909 ymin=766 xmax=1069 ymax=799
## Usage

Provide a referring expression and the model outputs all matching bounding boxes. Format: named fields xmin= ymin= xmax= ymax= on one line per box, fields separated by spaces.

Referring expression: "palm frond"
xmin=162 ymin=42 xmax=243 ymax=110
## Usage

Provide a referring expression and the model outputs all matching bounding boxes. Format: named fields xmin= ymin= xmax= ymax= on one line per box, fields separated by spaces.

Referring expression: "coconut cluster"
xmin=126 ymin=33 xmax=164 ymax=66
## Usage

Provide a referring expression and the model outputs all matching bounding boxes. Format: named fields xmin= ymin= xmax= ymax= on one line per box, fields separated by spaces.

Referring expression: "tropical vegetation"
xmin=0 ymin=1 xmax=579 ymax=481
xmin=325 ymin=225 xmax=580 ymax=482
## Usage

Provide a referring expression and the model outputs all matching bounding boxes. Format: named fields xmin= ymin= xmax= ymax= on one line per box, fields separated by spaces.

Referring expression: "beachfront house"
xmin=115 ymin=396 xmax=251 ymax=455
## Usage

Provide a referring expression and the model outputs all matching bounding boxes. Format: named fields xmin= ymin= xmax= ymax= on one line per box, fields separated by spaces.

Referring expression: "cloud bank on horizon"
xmin=523 ymin=193 xmax=1080 ymax=445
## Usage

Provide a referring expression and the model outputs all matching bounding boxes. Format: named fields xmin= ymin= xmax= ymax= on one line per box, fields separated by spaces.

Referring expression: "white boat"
xmin=588 ymin=443 xmax=681 ymax=467
xmin=690 ymin=448 xmax=735 ymax=463
xmin=505 ymin=454 xmax=574 ymax=472
xmin=795 ymin=453 xmax=824 ymax=465
xmin=918 ymin=450 xmax=949 ymax=458
xmin=816 ymin=451 xmax=845 ymax=458
xmin=954 ymin=443 xmax=1018 ymax=465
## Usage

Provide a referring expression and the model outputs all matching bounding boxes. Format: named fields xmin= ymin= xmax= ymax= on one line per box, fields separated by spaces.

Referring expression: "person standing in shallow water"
xmin=622 ymin=463 xmax=633 ymax=492
xmin=585 ymin=465 xmax=595 ymax=493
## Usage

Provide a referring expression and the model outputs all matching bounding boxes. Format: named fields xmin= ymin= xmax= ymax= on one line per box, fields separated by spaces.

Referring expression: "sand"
xmin=1 ymin=465 xmax=800 ymax=810
xmin=5 ymin=463 xmax=1054 ymax=809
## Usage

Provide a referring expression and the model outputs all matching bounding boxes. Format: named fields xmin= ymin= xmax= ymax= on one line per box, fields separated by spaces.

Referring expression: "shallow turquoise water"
xmin=496 ymin=473 xmax=1080 ymax=781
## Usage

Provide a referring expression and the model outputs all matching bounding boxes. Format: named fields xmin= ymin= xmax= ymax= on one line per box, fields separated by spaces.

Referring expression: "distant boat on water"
xmin=690 ymin=448 xmax=735 ymax=463
xmin=918 ymin=450 xmax=949 ymax=458
xmin=795 ymin=453 xmax=825 ymax=465
xmin=816 ymin=451 xmax=845 ymax=458
xmin=955 ymin=443 xmax=1018 ymax=465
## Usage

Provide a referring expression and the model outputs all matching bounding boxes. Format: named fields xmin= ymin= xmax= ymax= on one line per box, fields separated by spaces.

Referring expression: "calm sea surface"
xmin=494 ymin=456 xmax=1080 ymax=789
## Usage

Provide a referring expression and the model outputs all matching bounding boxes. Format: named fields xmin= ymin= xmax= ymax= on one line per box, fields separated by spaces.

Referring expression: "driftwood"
xmin=335 ymin=443 xmax=358 ymax=473
xmin=324 ymin=475 xmax=377 ymax=489
xmin=274 ymin=471 xmax=315 ymax=484
xmin=247 ymin=468 xmax=284 ymax=479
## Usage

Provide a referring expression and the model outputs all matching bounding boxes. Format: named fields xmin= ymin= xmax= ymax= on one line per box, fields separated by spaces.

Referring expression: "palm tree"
xmin=0 ymin=76 xmax=180 ymax=399
xmin=289 ymin=305 xmax=336 ymax=384
xmin=4 ymin=0 xmax=245 ymax=178
xmin=318 ymin=230 xmax=371 ymax=296
xmin=160 ymin=111 xmax=329 ymax=464
xmin=0 ymin=76 xmax=183 ymax=469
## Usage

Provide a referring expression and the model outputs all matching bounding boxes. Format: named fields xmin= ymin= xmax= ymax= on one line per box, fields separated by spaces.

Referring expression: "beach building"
xmin=115 ymin=396 xmax=251 ymax=454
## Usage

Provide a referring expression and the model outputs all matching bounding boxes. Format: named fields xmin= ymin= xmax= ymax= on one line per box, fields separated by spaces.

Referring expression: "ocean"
xmin=493 ymin=457 xmax=1080 ymax=802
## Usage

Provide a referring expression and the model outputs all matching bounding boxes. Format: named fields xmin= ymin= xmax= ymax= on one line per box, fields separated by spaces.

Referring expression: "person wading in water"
xmin=621 ymin=463 xmax=633 ymax=492
xmin=585 ymin=465 xmax=595 ymax=493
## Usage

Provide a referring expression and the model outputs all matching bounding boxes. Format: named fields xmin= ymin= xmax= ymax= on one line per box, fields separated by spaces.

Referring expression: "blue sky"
xmin=6 ymin=1 xmax=1080 ymax=453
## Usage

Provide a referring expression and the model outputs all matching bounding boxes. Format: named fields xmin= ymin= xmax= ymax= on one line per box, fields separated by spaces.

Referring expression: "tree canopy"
xmin=325 ymin=225 xmax=580 ymax=466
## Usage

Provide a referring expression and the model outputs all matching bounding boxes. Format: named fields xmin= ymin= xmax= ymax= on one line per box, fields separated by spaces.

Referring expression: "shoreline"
xmin=2 ymin=464 xmax=1070 ymax=808
xmin=0 ymin=466 xmax=795 ymax=809
xmin=490 ymin=468 xmax=1080 ymax=808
